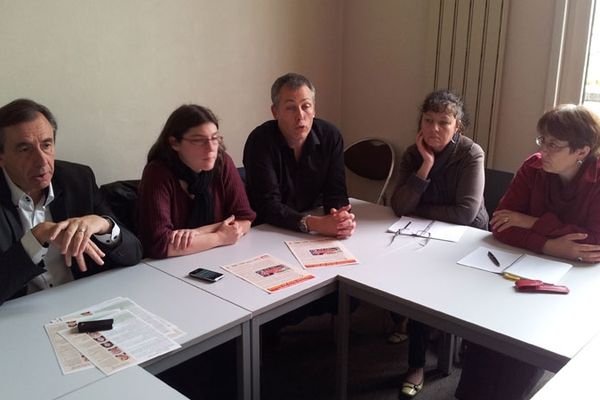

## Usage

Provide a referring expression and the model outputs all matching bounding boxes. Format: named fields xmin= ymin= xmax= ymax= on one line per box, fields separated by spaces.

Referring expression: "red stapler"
xmin=515 ymin=279 xmax=569 ymax=294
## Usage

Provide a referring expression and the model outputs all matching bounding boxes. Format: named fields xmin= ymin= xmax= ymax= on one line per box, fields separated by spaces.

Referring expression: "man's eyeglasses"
xmin=535 ymin=136 xmax=569 ymax=153
xmin=182 ymin=135 xmax=223 ymax=147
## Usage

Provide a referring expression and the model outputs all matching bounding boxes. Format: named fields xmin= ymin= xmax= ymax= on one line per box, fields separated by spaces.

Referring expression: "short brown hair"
xmin=0 ymin=99 xmax=57 ymax=152
xmin=537 ymin=104 xmax=600 ymax=157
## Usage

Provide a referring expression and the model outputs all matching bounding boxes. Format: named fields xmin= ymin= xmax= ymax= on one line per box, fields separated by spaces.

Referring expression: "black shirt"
xmin=243 ymin=118 xmax=349 ymax=230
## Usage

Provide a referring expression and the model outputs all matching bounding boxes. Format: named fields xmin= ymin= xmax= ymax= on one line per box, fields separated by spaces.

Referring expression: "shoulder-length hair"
xmin=147 ymin=104 xmax=225 ymax=173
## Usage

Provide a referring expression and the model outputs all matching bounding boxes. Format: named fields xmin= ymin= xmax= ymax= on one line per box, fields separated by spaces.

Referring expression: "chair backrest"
xmin=344 ymin=138 xmax=395 ymax=205
xmin=483 ymin=168 xmax=514 ymax=217
xmin=237 ymin=166 xmax=246 ymax=184
xmin=99 ymin=179 xmax=140 ymax=234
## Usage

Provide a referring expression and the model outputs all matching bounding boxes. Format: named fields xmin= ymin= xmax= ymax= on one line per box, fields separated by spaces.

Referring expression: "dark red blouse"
xmin=493 ymin=153 xmax=600 ymax=253
xmin=137 ymin=153 xmax=256 ymax=258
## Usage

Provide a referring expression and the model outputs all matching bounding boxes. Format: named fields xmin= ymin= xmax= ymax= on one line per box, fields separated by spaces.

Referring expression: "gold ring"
xmin=77 ymin=228 xmax=86 ymax=233
xmin=504 ymin=217 xmax=509 ymax=223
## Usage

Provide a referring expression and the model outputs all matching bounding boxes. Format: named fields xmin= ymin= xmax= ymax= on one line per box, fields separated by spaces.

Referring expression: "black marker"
xmin=487 ymin=251 xmax=500 ymax=267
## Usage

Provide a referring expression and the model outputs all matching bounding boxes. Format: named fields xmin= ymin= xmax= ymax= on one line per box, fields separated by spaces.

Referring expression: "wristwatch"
xmin=298 ymin=215 xmax=311 ymax=233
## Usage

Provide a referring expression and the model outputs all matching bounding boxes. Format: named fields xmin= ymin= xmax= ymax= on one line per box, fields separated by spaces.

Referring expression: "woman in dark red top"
xmin=456 ymin=104 xmax=600 ymax=400
xmin=491 ymin=104 xmax=600 ymax=262
xmin=137 ymin=105 xmax=255 ymax=259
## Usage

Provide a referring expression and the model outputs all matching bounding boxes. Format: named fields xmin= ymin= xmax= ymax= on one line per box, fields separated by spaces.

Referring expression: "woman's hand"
xmin=415 ymin=131 xmax=434 ymax=180
xmin=216 ymin=215 xmax=244 ymax=246
xmin=543 ymin=233 xmax=600 ymax=263
xmin=170 ymin=228 xmax=198 ymax=250
xmin=491 ymin=209 xmax=538 ymax=232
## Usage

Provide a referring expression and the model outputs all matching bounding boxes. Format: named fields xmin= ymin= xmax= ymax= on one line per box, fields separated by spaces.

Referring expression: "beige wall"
xmin=491 ymin=0 xmax=557 ymax=172
xmin=0 ymin=0 xmax=342 ymax=184
xmin=1 ymin=0 xmax=560 ymax=184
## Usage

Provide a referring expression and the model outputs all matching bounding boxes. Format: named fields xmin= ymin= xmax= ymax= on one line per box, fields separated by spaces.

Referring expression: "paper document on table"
xmin=222 ymin=253 xmax=315 ymax=293
xmin=285 ymin=238 xmax=359 ymax=268
xmin=58 ymin=309 xmax=181 ymax=375
xmin=59 ymin=296 xmax=185 ymax=340
xmin=44 ymin=320 xmax=95 ymax=374
xmin=457 ymin=246 xmax=572 ymax=283
xmin=46 ymin=297 xmax=185 ymax=375
xmin=387 ymin=216 xmax=467 ymax=242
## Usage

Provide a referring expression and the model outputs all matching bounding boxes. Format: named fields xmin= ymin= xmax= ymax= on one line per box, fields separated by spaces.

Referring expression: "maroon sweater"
xmin=137 ymin=153 xmax=255 ymax=258
xmin=493 ymin=153 xmax=600 ymax=253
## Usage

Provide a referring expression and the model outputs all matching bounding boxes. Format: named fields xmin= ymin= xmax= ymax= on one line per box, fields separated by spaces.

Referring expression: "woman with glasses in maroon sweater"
xmin=137 ymin=105 xmax=255 ymax=259
xmin=456 ymin=104 xmax=600 ymax=400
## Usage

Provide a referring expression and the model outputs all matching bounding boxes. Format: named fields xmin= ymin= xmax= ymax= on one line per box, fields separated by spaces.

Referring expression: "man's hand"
xmin=306 ymin=205 xmax=356 ymax=239
xmin=31 ymin=215 xmax=111 ymax=271
xmin=543 ymin=233 xmax=600 ymax=263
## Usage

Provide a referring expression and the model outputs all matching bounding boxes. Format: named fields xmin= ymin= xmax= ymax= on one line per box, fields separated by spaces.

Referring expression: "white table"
xmin=55 ymin=367 xmax=189 ymax=399
xmin=0 ymin=264 xmax=251 ymax=400
xmin=531 ymin=331 xmax=600 ymax=399
xmin=144 ymin=200 xmax=394 ymax=400
xmin=334 ymin=202 xmax=600 ymax=399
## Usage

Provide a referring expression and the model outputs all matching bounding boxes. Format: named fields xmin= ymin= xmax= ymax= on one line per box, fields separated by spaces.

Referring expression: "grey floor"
xmin=261 ymin=302 xmax=553 ymax=400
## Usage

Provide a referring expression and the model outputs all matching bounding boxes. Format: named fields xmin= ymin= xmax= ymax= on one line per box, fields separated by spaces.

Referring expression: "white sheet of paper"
xmin=457 ymin=246 xmax=572 ymax=283
xmin=388 ymin=216 xmax=467 ymax=242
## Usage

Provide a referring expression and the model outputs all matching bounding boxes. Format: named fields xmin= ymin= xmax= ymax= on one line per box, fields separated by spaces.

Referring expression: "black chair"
xmin=99 ymin=179 xmax=140 ymax=234
xmin=483 ymin=168 xmax=514 ymax=217
xmin=237 ymin=166 xmax=246 ymax=185
xmin=344 ymin=138 xmax=395 ymax=205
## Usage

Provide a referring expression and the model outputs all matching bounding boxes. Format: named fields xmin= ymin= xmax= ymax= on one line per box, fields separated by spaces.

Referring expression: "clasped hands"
xmin=491 ymin=209 xmax=600 ymax=263
xmin=32 ymin=215 xmax=113 ymax=271
xmin=307 ymin=205 xmax=356 ymax=239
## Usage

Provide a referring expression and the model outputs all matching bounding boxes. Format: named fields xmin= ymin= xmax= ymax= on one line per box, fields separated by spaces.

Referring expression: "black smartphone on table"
xmin=188 ymin=268 xmax=224 ymax=283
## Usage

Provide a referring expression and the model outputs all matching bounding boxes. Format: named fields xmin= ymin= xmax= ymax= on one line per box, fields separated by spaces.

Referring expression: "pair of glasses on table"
xmin=388 ymin=220 xmax=433 ymax=248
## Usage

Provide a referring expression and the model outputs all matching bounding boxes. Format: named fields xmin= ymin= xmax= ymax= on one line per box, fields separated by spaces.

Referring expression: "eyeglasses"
xmin=535 ymin=136 xmax=570 ymax=153
xmin=182 ymin=135 xmax=223 ymax=147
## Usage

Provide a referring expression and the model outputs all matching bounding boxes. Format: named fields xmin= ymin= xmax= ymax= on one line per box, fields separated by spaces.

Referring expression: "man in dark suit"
xmin=0 ymin=99 xmax=142 ymax=305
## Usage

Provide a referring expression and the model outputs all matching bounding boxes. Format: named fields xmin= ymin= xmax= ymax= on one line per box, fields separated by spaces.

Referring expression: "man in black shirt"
xmin=243 ymin=72 xmax=356 ymax=238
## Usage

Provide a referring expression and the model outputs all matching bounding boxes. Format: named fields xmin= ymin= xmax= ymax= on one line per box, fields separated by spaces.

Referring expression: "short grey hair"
xmin=270 ymin=73 xmax=316 ymax=106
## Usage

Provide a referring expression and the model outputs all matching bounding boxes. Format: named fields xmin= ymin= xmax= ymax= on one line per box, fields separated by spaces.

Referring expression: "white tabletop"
xmin=144 ymin=199 xmax=405 ymax=317
xmin=337 ymin=203 xmax=600 ymax=371
xmin=0 ymin=264 xmax=249 ymax=400
xmin=55 ymin=367 xmax=189 ymax=399
xmin=531 ymin=331 xmax=600 ymax=399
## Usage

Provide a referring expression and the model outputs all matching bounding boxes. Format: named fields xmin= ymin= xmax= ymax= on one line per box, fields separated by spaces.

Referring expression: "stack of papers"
xmin=457 ymin=246 xmax=572 ymax=284
xmin=45 ymin=297 xmax=185 ymax=375
xmin=387 ymin=216 xmax=467 ymax=242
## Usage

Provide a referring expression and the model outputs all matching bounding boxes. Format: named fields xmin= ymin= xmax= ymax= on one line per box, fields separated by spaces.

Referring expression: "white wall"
xmin=0 ymin=0 xmax=342 ymax=184
xmin=1 ymin=0 xmax=563 ymax=184
xmin=492 ymin=0 xmax=557 ymax=172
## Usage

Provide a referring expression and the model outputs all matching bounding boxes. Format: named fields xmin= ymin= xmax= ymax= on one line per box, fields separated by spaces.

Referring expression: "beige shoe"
xmin=399 ymin=380 xmax=423 ymax=398
xmin=387 ymin=331 xmax=408 ymax=344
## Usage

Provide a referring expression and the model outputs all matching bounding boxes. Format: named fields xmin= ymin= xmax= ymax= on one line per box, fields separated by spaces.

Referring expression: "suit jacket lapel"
xmin=49 ymin=177 xmax=67 ymax=221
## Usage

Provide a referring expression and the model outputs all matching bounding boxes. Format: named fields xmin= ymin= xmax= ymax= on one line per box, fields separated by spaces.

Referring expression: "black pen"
xmin=487 ymin=251 xmax=500 ymax=267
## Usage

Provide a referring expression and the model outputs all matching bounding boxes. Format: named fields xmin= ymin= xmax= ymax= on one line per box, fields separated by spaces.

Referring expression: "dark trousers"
xmin=455 ymin=341 xmax=544 ymax=400
xmin=407 ymin=319 xmax=430 ymax=368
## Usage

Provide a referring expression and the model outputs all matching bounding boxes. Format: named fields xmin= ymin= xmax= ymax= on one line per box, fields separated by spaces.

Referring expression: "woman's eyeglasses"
xmin=182 ymin=135 xmax=223 ymax=147
xmin=535 ymin=136 xmax=569 ymax=153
